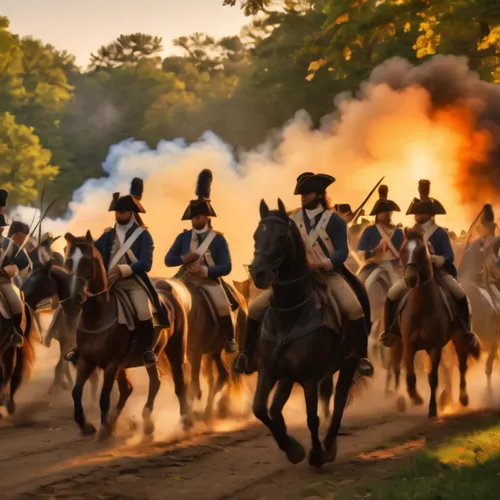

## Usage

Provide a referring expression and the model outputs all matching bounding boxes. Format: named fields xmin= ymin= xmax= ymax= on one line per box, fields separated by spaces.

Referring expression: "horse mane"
xmin=405 ymin=227 xmax=424 ymax=241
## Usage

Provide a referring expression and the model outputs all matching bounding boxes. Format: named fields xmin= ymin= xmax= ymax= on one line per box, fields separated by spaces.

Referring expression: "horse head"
xmin=400 ymin=227 xmax=433 ymax=288
xmin=64 ymin=231 xmax=106 ymax=300
xmin=250 ymin=199 xmax=305 ymax=289
xmin=21 ymin=261 xmax=56 ymax=309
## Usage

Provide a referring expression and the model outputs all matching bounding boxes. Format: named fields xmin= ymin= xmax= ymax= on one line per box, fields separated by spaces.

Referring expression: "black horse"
xmin=250 ymin=199 xmax=366 ymax=468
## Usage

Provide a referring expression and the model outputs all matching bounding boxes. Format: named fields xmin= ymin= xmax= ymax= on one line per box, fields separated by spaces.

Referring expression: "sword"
xmin=348 ymin=176 xmax=385 ymax=228
xmin=463 ymin=206 xmax=484 ymax=251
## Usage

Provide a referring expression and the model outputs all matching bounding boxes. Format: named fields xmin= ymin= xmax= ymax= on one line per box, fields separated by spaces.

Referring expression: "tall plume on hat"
xmin=130 ymin=178 xmax=144 ymax=200
xmin=196 ymin=169 xmax=213 ymax=200
xmin=378 ymin=185 xmax=388 ymax=200
xmin=418 ymin=179 xmax=431 ymax=201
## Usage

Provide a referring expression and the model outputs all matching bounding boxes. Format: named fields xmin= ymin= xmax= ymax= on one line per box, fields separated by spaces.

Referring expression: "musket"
xmin=14 ymin=196 xmax=59 ymax=259
xmin=348 ymin=176 xmax=385 ymax=228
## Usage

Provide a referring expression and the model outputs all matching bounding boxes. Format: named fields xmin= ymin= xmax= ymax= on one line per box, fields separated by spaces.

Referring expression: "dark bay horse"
xmin=0 ymin=302 xmax=40 ymax=416
xmin=64 ymin=232 xmax=191 ymax=438
xmin=249 ymin=199 xmax=366 ymax=468
xmin=393 ymin=228 xmax=475 ymax=418
xmin=22 ymin=263 xmax=99 ymax=399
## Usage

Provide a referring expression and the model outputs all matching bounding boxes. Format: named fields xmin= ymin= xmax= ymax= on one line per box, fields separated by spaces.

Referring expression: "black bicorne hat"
xmin=182 ymin=169 xmax=217 ymax=220
xmin=370 ymin=185 xmax=400 ymax=216
xmin=109 ymin=178 xmax=146 ymax=213
xmin=406 ymin=180 xmax=446 ymax=216
xmin=334 ymin=203 xmax=353 ymax=215
xmin=294 ymin=172 xmax=335 ymax=195
xmin=8 ymin=221 xmax=30 ymax=237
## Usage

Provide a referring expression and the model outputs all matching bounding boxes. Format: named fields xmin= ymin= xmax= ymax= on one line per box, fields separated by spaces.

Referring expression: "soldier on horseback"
xmin=0 ymin=189 xmax=8 ymax=244
xmin=30 ymin=232 xmax=64 ymax=267
xmin=0 ymin=220 xmax=32 ymax=347
xmin=357 ymin=185 xmax=404 ymax=285
xmin=380 ymin=179 xmax=480 ymax=356
xmin=165 ymin=169 xmax=238 ymax=353
xmin=462 ymin=204 xmax=500 ymax=309
xmin=65 ymin=178 xmax=167 ymax=367
xmin=234 ymin=172 xmax=374 ymax=377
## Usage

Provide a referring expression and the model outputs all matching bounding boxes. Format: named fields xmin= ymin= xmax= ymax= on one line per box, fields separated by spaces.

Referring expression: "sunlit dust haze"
xmin=13 ymin=55 xmax=500 ymax=281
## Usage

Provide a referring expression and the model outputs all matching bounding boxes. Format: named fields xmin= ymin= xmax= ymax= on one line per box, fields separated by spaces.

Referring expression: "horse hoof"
xmin=181 ymin=415 xmax=194 ymax=431
xmin=396 ymin=396 xmax=407 ymax=413
xmin=428 ymin=408 xmax=438 ymax=419
xmin=97 ymin=425 xmax=111 ymax=441
xmin=412 ymin=395 xmax=424 ymax=407
xmin=308 ymin=448 xmax=324 ymax=469
xmin=197 ymin=390 xmax=202 ymax=401
xmin=459 ymin=393 xmax=469 ymax=407
xmin=323 ymin=442 xmax=338 ymax=464
xmin=142 ymin=408 xmax=155 ymax=436
xmin=6 ymin=400 xmax=15 ymax=416
xmin=286 ymin=437 xmax=306 ymax=465
xmin=81 ymin=423 xmax=97 ymax=437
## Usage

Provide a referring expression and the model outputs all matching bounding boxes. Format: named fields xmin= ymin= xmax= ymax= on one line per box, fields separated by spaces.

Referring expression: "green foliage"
xmin=0 ymin=112 xmax=58 ymax=205
xmin=0 ymin=3 xmax=499 ymax=214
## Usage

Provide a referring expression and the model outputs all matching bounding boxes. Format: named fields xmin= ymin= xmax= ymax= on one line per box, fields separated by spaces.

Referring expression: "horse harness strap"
xmin=292 ymin=209 xmax=334 ymax=263
xmin=109 ymin=226 xmax=145 ymax=270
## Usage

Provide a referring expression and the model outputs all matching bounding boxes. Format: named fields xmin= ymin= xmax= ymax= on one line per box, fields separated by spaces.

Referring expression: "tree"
xmin=0 ymin=112 xmax=58 ymax=206
xmin=223 ymin=0 xmax=273 ymax=15
xmin=90 ymin=33 xmax=163 ymax=69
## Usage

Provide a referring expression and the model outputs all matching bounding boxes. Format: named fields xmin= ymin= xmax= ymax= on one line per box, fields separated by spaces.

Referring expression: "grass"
xmin=305 ymin=414 xmax=500 ymax=500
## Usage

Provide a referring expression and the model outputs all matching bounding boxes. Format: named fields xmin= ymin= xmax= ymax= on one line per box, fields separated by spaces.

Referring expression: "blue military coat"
xmin=165 ymin=229 xmax=232 ymax=279
xmin=427 ymin=226 xmax=458 ymax=279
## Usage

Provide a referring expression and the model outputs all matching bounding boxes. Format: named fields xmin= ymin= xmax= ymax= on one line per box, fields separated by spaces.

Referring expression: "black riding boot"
xmin=379 ymin=297 xmax=398 ymax=347
xmin=140 ymin=319 xmax=157 ymax=367
xmin=10 ymin=313 xmax=24 ymax=348
xmin=457 ymin=297 xmax=480 ymax=359
xmin=347 ymin=317 xmax=374 ymax=377
xmin=219 ymin=315 xmax=237 ymax=353
xmin=233 ymin=318 xmax=261 ymax=374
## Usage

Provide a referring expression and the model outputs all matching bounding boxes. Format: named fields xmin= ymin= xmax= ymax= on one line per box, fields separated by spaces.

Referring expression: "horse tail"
xmin=20 ymin=305 xmax=40 ymax=383
xmin=346 ymin=369 xmax=369 ymax=407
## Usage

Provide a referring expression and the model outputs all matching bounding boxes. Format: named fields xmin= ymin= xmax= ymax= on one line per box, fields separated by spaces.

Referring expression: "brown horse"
xmin=64 ymin=232 xmax=191 ymax=438
xmin=0 ymin=303 xmax=40 ymax=416
xmin=392 ymin=228 xmax=473 ymax=418
xmin=22 ymin=263 xmax=99 ymax=399
xmin=173 ymin=276 xmax=247 ymax=419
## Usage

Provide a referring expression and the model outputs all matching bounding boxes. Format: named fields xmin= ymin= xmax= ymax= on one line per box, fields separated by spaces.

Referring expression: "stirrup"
xmin=10 ymin=333 xmax=24 ymax=348
xmin=64 ymin=348 xmax=78 ymax=362
xmin=358 ymin=358 xmax=374 ymax=377
xmin=233 ymin=353 xmax=249 ymax=373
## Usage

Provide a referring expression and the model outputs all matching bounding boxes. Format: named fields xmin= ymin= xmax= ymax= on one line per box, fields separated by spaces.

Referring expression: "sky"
xmin=2 ymin=0 xmax=250 ymax=68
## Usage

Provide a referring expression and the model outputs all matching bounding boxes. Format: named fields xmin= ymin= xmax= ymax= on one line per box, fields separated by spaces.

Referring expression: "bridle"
xmin=253 ymin=215 xmax=296 ymax=273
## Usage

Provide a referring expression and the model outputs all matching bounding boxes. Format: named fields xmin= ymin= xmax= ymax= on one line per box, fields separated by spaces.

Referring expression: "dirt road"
xmin=1 ymin=335 xmax=499 ymax=500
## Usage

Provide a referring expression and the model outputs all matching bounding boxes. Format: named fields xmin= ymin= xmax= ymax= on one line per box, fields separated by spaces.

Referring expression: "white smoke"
xmin=14 ymin=57 xmax=488 ymax=281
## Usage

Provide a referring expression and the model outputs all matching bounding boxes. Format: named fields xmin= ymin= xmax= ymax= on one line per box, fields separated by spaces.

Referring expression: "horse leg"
xmin=253 ymin=371 xmax=304 ymax=464
xmin=319 ymin=377 xmax=333 ymax=419
xmin=203 ymin=356 xmax=216 ymax=421
xmin=166 ymin=336 xmax=192 ymax=429
xmin=303 ymin=379 xmax=324 ymax=468
xmin=404 ymin=346 xmax=424 ymax=406
xmin=438 ymin=351 xmax=453 ymax=409
xmin=452 ymin=334 xmax=469 ymax=407
xmin=323 ymin=359 xmax=357 ymax=463
xmin=143 ymin=363 xmax=161 ymax=437
xmin=390 ymin=342 xmax=406 ymax=412
xmin=72 ymin=359 xmax=97 ymax=436
xmin=107 ymin=368 xmax=134 ymax=434
xmin=485 ymin=341 xmax=497 ymax=394
xmin=212 ymin=352 xmax=230 ymax=419
xmin=188 ymin=352 xmax=203 ymax=406
xmin=427 ymin=348 xmax=442 ymax=419
xmin=7 ymin=346 xmax=26 ymax=416
xmin=97 ymin=364 xmax=119 ymax=440
xmin=1 ymin=349 xmax=15 ymax=413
